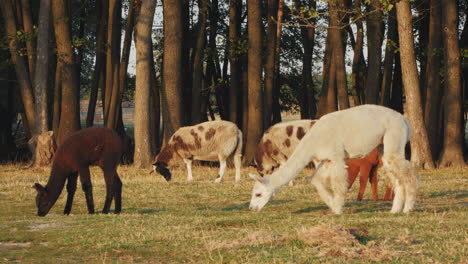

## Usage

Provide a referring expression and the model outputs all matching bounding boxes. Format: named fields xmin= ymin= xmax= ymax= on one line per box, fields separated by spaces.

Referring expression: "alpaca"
xmin=153 ymin=120 xmax=242 ymax=183
xmin=249 ymin=105 xmax=418 ymax=214
xmin=33 ymin=127 xmax=123 ymax=216
xmin=347 ymin=147 xmax=392 ymax=201
xmin=256 ymin=120 xmax=391 ymax=200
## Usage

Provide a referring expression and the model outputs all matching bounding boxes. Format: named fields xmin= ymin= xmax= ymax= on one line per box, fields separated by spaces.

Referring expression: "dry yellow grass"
xmin=0 ymin=163 xmax=467 ymax=263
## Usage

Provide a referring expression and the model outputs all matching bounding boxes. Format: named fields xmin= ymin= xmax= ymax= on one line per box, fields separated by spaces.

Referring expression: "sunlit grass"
xmin=0 ymin=163 xmax=466 ymax=263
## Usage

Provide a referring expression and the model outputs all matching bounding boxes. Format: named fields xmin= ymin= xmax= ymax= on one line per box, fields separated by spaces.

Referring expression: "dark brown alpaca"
xmin=347 ymin=147 xmax=393 ymax=201
xmin=33 ymin=127 xmax=123 ymax=216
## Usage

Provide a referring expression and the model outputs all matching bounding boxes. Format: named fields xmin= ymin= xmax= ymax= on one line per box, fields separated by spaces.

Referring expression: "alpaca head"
xmin=33 ymin=183 xmax=52 ymax=216
xmin=249 ymin=173 xmax=274 ymax=212
xmin=153 ymin=161 xmax=171 ymax=181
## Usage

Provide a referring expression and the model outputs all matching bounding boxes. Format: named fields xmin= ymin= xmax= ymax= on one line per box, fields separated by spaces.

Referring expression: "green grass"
xmin=0 ymin=164 xmax=466 ymax=263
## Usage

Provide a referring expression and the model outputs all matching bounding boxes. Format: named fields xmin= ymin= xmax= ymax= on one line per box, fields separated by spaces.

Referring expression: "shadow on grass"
xmin=221 ymin=200 xmax=294 ymax=211
xmin=123 ymin=208 xmax=167 ymax=214
xmin=428 ymin=190 xmax=468 ymax=199
xmin=293 ymin=205 xmax=329 ymax=214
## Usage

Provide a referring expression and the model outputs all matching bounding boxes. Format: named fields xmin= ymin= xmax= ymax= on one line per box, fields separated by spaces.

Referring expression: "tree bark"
xmin=33 ymin=0 xmax=55 ymax=167
xmin=380 ymin=8 xmax=397 ymax=107
xmin=330 ymin=1 xmax=349 ymax=110
xmin=162 ymin=0 xmax=184 ymax=142
xmin=105 ymin=0 xmax=122 ymax=129
xmin=271 ymin=0 xmax=284 ymax=124
xmin=264 ymin=0 xmax=278 ymax=128
xmin=228 ymin=0 xmax=242 ymax=125
xmin=134 ymin=0 xmax=157 ymax=168
xmin=243 ymin=0 xmax=263 ymax=165
xmin=86 ymin=0 xmax=108 ymax=127
xmin=191 ymin=0 xmax=208 ymax=124
xmin=316 ymin=27 xmax=337 ymax=117
xmin=395 ymin=0 xmax=434 ymax=169
xmin=0 ymin=0 xmax=36 ymax=137
xmin=364 ymin=0 xmax=384 ymax=104
xmin=438 ymin=0 xmax=465 ymax=167
xmin=423 ymin=0 xmax=443 ymax=159
xmin=350 ymin=0 xmax=365 ymax=106
xmin=294 ymin=0 xmax=316 ymax=119
xmin=20 ymin=0 xmax=36 ymax=77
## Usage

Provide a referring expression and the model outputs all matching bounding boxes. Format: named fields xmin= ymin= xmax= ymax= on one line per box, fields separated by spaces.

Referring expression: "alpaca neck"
xmin=268 ymin=136 xmax=317 ymax=191
xmin=46 ymin=163 xmax=69 ymax=204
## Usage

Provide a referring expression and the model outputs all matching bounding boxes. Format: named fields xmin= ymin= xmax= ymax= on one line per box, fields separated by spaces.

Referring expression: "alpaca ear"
xmin=248 ymin=173 xmax=268 ymax=185
xmin=33 ymin=183 xmax=45 ymax=192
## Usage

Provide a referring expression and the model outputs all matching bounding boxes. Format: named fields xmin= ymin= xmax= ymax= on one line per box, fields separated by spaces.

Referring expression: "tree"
xmin=52 ymin=0 xmax=81 ymax=145
xmin=133 ymin=0 xmax=157 ymax=168
xmin=423 ymin=0 xmax=443 ymax=158
xmin=243 ymin=0 xmax=263 ymax=165
xmin=162 ymin=0 xmax=184 ymax=142
xmin=438 ymin=0 xmax=465 ymax=167
xmin=395 ymin=0 xmax=434 ymax=169
xmin=191 ymin=0 xmax=208 ymax=124
xmin=33 ymin=0 xmax=55 ymax=167
xmin=0 ymin=0 xmax=36 ymax=137
xmin=364 ymin=0 xmax=384 ymax=104
xmin=228 ymin=0 xmax=242 ymax=125
xmin=264 ymin=0 xmax=278 ymax=127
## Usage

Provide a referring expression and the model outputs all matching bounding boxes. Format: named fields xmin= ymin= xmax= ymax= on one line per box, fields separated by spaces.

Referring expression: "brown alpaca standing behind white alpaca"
xmin=153 ymin=120 xmax=242 ymax=183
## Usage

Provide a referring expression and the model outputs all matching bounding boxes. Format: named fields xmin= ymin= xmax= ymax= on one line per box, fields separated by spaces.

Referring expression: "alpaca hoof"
xmin=214 ymin=178 xmax=222 ymax=184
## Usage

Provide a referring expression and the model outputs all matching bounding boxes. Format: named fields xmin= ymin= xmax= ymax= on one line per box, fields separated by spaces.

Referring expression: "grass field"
xmin=0 ymin=164 xmax=466 ymax=263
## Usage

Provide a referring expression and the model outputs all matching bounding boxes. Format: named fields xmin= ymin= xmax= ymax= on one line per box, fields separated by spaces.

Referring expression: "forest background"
xmin=0 ymin=0 xmax=467 ymax=169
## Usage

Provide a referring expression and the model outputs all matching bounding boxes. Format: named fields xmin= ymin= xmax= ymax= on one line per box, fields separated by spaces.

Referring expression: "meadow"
xmin=0 ymin=164 xmax=466 ymax=263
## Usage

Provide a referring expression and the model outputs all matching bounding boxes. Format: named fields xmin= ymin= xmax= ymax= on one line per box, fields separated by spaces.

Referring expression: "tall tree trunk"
xmin=134 ymin=0 xmax=156 ymax=168
xmin=0 ymin=0 xmax=36 ymax=137
xmin=228 ymin=0 xmax=242 ymax=126
xmin=316 ymin=27 xmax=337 ymax=117
xmin=86 ymin=0 xmax=108 ymax=127
xmin=52 ymin=61 xmax=62 ymax=134
xmin=243 ymin=0 xmax=263 ymax=165
xmin=294 ymin=0 xmax=316 ymax=119
xmin=271 ymin=0 xmax=284 ymax=124
xmin=330 ymin=0 xmax=349 ymax=110
xmin=395 ymin=0 xmax=434 ymax=169
xmin=364 ymin=0 xmax=384 ymax=104
xmin=162 ymin=0 xmax=184 ymax=142
xmin=264 ymin=0 xmax=278 ymax=128
xmin=105 ymin=0 xmax=122 ymax=129
xmin=20 ymin=0 xmax=36 ymax=77
xmin=350 ymin=0 xmax=365 ymax=106
xmin=33 ymin=0 xmax=55 ymax=167
xmin=181 ymin=0 xmax=191 ymax=123
xmin=416 ymin=0 xmax=430 ymax=105
xmin=380 ymin=8 xmax=397 ymax=107
xmin=390 ymin=51 xmax=403 ymax=113
xmin=424 ymin=0 xmax=443 ymax=159
xmin=191 ymin=0 xmax=208 ymax=124
xmin=438 ymin=0 xmax=465 ymax=167
xmin=53 ymin=0 xmax=81 ymax=145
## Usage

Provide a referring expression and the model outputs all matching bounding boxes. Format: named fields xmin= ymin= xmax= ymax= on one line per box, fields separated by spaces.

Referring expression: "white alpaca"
xmin=153 ymin=120 xmax=242 ymax=183
xmin=249 ymin=104 xmax=418 ymax=214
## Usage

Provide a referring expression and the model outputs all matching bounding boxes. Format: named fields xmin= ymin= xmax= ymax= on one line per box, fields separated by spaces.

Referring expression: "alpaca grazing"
xmin=256 ymin=120 xmax=391 ymax=201
xmin=33 ymin=127 xmax=123 ymax=216
xmin=249 ymin=105 xmax=418 ymax=214
xmin=153 ymin=120 xmax=242 ymax=183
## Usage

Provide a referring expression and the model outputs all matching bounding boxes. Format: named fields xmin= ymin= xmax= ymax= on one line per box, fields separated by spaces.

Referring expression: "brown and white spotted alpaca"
xmin=255 ymin=120 xmax=316 ymax=185
xmin=255 ymin=119 xmax=390 ymax=200
xmin=153 ymin=120 xmax=242 ymax=183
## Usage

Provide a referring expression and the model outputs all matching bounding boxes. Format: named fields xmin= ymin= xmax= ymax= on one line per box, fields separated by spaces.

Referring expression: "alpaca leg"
xmin=102 ymin=170 xmax=116 ymax=214
xmin=64 ymin=172 xmax=78 ymax=215
xmin=233 ymin=154 xmax=242 ymax=182
xmin=383 ymin=186 xmax=393 ymax=201
xmin=369 ymin=166 xmax=379 ymax=201
xmin=391 ymin=184 xmax=405 ymax=213
xmin=113 ymin=174 xmax=122 ymax=214
xmin=346 ymin=163 xmax=359 ymax=190
xmin=184 ymin=159 xmax=193 ymax=182
xmin=329 ymin=160 xmax=348 ymax=215
xmin=311 ymin=167 xmax=334 ymax=209
xmin=215 ymin=158 xmax=227 ymax=183
xmin=403 ymin=161 xmax=418 ymax=213
xmin=357 ymin=166 xmax=370 ymax=201
xmin=79 ymin=167 xmax=95 ymax=214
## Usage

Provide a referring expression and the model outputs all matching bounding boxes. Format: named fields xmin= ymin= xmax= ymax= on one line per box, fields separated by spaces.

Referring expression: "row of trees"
xmin=0 ymin=0 xmax=466 ymax=168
